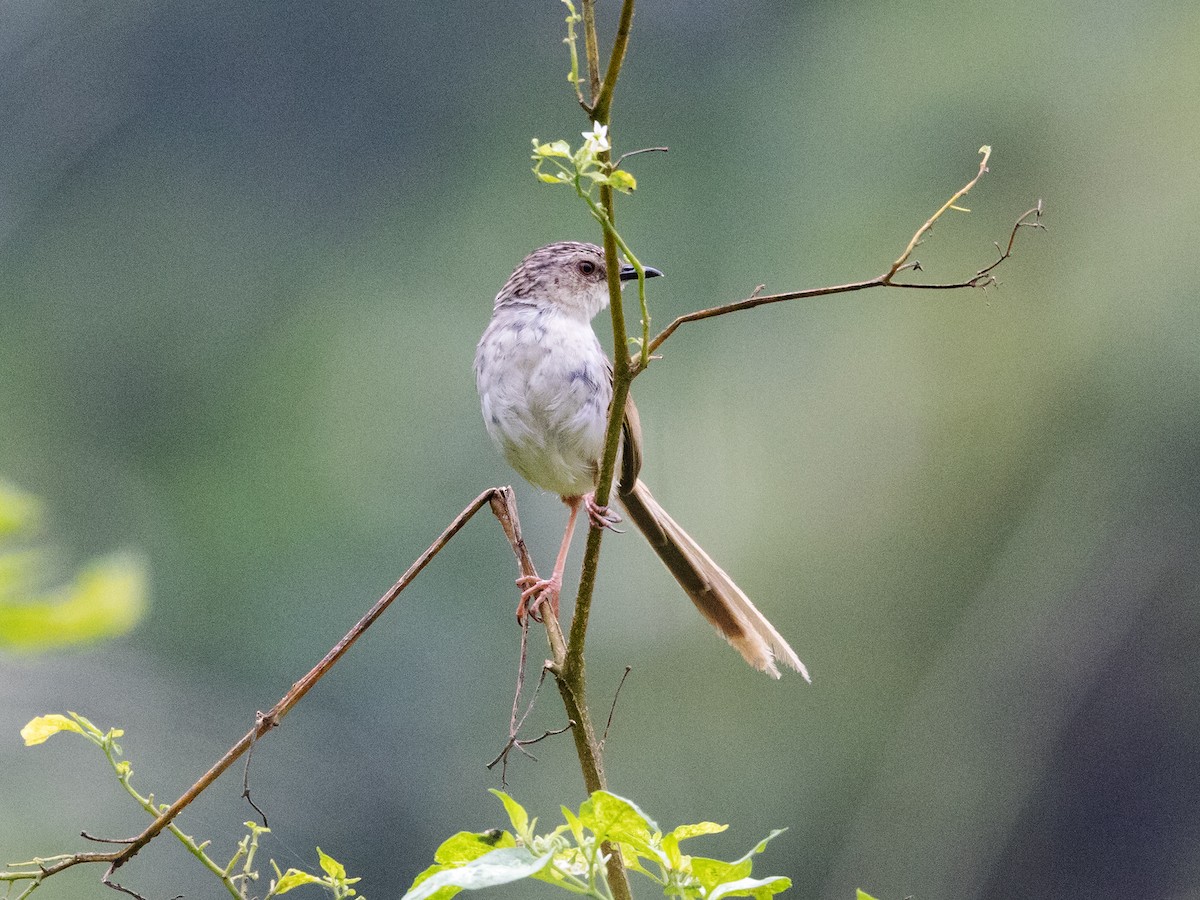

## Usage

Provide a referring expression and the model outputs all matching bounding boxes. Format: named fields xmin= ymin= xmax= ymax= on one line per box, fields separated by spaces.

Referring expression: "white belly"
xmin=476 ymin=307 xmax=612 ymax=498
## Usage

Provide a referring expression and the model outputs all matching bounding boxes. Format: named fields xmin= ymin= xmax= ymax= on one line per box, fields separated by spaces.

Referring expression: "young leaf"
xmin=400 ymin=847 xmax=555 ymax=900
xmin=317 ymin=847 xmax=346 ymax=879
xmin=670 ymin=822 xmax=729 ymax=843
xmin=607 ymin=170 xmax=637 ymax=193
xmin=489 ymin=789 xmax=530 ymax=837
xmin=20 ymin=713 xmax=84 ymax=745
xmin=856 ymin=892 xmax=880 ymax=900
xmin=691 ymin=855 xmax=753 ymax=892
xmin=272 ymin=870 xmax=323 ymax=894
xmin=434 ymin=831 xmax=515 ymax=865
xmin=708 ymin=875 xmax=792 ymax=900
xmin=732 ymin=828 xmax=787 ymax=864
xmin=579 ymin=790 xmax=657 ymax=851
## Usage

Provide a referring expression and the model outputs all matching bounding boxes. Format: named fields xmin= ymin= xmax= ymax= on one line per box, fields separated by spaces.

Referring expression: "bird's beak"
xmin=619 ymin=262 xmax=664 ymax=281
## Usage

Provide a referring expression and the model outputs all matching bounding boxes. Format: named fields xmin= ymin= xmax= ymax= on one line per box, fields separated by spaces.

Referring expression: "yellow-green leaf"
xmin=21 ymin=713 xmax=84 ymax=745
xmin=317 ymin=847 xmax=346 ymax=879
xmin=489 ymin=789 xmax=530 ymax=836
xmin=0 ymin=552 xmax=147 ymax=652
xmin=607 ymin=169 xmax=637 ymax=193
xmin=273 ymin=869 xmax=322 ymax=894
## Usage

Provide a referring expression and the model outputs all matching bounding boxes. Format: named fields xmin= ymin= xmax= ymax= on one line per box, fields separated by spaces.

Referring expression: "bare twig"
xmin=613 ymin=146 xmax=668 ymax=168
xmin=241 ymin=711 xmax=275 ymax=827
xmin=599 ymin=666 xmax=632 ymax=749
xmin=884 ymin=145 xmax=994 ymax=281
xmin=3 ymin=486 xmax=543 ymax=896
xmin=632 ymin=156 xmax=1045 ymax=374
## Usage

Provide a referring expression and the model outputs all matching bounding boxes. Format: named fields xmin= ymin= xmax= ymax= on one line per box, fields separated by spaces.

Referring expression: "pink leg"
xmin=516 ymin=495 xmax=582 ymax=622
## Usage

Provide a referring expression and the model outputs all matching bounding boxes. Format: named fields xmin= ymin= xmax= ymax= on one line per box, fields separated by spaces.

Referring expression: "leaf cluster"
xmin=7 ymin=714 xmax=362 ymax=900
xmin=402 ymin=790 xmax=790 ymax=900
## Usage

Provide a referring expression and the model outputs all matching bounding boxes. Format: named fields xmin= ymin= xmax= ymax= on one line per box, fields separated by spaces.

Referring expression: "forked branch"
xmin=632 ymin=150 xmax=1045 ymax=373
xmin=3 ymin=487 xmax=549 ymax=897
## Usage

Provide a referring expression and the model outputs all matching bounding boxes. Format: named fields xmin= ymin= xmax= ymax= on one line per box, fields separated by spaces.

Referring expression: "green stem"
xmin=101 ymin=742 xmax=243 ymax=897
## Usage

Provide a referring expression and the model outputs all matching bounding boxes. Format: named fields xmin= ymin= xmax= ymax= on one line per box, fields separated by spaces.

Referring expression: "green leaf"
xmin=400 ymin=847 xmax=555 ymax=900
xmin=489 ymin=789 xmax=531 ymax=837
xmin=607 ymin=169 xmax=638 ymax=193
xmin=579 ymin=790 xmax=657 ymax=851
xmin=317 ymin=847 xmax=346 ymax=879
xmin=691 ymin=855 xmax=752 ymax=892
xmin=0 ymin=552 xmax=147 ymax=651
xmin=856 ymin=891 xmax=880 ymax=900
xmin=670 ymin=822 xmax=728 ymax=843
xmin=733 ymin=828 xmax=787 ymax=864
xmin=434 ymin=831 xmax=515 ymax=865
xmin=272 ymin=869 xmax=323 ymax=894
xmin=560 ymin=805 xmax=585 ymax=846
xmin=531 ymin=139 xmax=572 ymax=159
xmin=20 ymin=713 xmax=84 ymax=745
xmin=536 ymin=172 xmax=563 ymax=184
xmin=708 ymin=875 xmax=792 ymax=900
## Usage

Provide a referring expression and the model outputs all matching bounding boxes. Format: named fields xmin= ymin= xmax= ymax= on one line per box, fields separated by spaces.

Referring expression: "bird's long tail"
xmin=617 ymin=478 xmax=809 ymax=681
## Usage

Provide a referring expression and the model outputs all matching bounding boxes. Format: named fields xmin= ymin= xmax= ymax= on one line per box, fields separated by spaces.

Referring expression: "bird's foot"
xmin=516 ymin=573 xmax=561 ymax=623
xmin=584 ymin=493 xmax=623 ymax=532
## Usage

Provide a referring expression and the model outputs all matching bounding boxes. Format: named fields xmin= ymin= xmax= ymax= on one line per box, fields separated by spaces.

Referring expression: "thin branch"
xmin=581 ymin=0 xmax=601 ymax=103
xmin=241 ymin=711 xmax=275 ymax=828
xmin=884 ymin=145 xmax=993 ymax=281
xmin=591 ymin=0 xmax=638 ymax=119
xmin=107 ymin=487 xmax=501 ymax=872
xmin=599 ymin=667 xmax=632 ymax=750
xmin=558 ymin=7 xmax=639 ymax=899
xmin=613 ymin=146 xmax=668 ymax=168
xmin=632 ymin=166 xmax=1045 ymax=374
xmin=4 ymin=487 xmax=541 ymax=895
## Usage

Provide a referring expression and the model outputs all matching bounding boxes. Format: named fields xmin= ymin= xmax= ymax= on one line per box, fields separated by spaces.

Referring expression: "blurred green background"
xmin=2 ymin=0 xmax=1198 ymax=898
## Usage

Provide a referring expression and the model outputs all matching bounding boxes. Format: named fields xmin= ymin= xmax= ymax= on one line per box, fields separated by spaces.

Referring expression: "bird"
xmin=474 ymin=241 xmax=808 ymax=680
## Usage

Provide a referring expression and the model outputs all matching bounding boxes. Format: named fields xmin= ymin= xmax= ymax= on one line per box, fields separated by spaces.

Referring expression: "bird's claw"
xmin=584 ymin=494 xmax=623 ymax=533
xmin=516 ymin=574 xmax=560 ymax=623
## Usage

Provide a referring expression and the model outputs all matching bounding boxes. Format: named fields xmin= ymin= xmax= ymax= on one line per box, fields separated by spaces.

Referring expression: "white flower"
xmin=581 ymin=122 xmax=610 ymax=154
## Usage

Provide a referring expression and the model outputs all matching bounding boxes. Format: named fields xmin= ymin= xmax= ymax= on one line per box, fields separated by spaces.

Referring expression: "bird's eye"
xmin=578 ymin=260 xmax=597 ymax=276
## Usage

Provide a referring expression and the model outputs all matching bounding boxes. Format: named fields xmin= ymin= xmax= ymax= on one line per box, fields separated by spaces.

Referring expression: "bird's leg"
xmin=584 ymin=492 xmax=622 ymax=532
xmin=516 ymin=495 xmax=582 ymax=622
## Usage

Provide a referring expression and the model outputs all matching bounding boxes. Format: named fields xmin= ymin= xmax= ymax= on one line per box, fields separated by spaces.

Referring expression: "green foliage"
xmin=0 ymin=481 xmax=145 ymax=652
xmin=401 ymin=789 xmax=790 ymax=900
xmin=530 ymin=126 xmax=655 ymax=366
xmin=5 ymin=714 xmax=362 ymax=900
xmin=531 ymin=124 xmax=637 ymax=197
